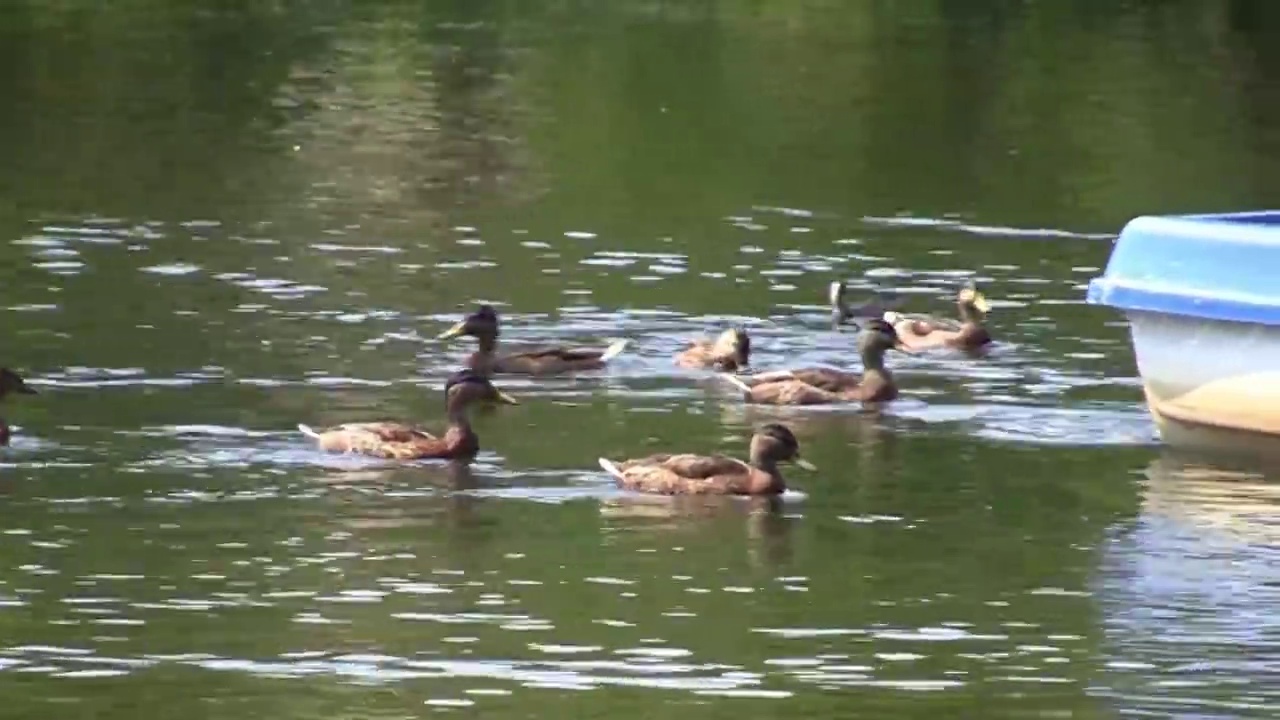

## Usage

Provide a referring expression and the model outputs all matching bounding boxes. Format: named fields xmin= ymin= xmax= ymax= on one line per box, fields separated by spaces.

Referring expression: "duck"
xmin=722 ymin=319 xmax=909 ymax=404
xmin=884 ymin=280 xmax=992 ymax=351
xmin=829 ymin=280 xmax=903 ymax=327
xmin=297 ymin=369 xmax=518 ymax=460
xmin=0 ymin=368 xmax=37 ymax=446
xmin=674 ymin=326 xmax=751 ymax=371
xmin=597 ymin=423 xmax=815 ymax=496
xmin=437 ymin=304 xmax=629 ymax=376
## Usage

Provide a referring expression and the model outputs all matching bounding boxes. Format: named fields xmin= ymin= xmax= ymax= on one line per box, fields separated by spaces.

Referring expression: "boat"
xmin=1086 ymin=211 xmax=1280 ymax=454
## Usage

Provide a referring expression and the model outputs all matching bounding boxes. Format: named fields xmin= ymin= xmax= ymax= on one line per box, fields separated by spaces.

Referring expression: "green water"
xmin=2 ymin=1 xmax=1280 ymax=717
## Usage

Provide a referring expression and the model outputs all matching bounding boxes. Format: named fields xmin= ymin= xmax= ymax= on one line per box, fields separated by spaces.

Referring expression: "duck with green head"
xmin=438 ymin=305 xmax=629 ymax=376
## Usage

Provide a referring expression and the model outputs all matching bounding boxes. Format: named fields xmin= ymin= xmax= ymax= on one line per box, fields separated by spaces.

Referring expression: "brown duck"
xmin=0 ymin=368 xmax=37 ymax=446
xmin=674 ymin=327 xmax=751 ymax=371
xmin=437 ymin=305 xmax=629 ymax=376
xmin=597 ymin=423 xmax=815 ymax=496
xmin=297 ymin=369 xmax=518 ymax=460
xmin=884 ymin=280 xmax=992 ymax=351
xmin=723 ymin=319 xmax=909 ymax=404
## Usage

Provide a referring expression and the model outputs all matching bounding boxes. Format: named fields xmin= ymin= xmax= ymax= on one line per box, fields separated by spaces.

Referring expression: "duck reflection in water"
xmin=599 ymin=493 xmax=796 ymax=569
xmin=316 ymin=460 xmax=492 ymax=538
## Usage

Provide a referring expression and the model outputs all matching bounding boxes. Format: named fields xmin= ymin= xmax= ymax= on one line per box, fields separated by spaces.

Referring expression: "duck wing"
xmin=605 ymin=454 xmax=760 ymax=495
xmin=330 ymin=422 xmax=437 ymax=443
xmin=890 ymin=312 xmax=962 ymax=334
xmin=654 ymin=453 xmax=747 ymax=478
xmin=498 ymin=339 xmax=629 ymax=369
xmin=749 ymin=379 xmax=843 ymax=405
xmin=507 ymin=347 xmax=601 ymax=361
xmin=302 ymin=422 xmax=452 ymax=459
xmin=781 ymin=367 xmax=860 ymax=392
xmin=674 ymin=339 xmax=720 ymax=368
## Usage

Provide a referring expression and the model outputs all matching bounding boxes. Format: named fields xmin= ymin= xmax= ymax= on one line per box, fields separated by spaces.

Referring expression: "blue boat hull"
xmin=1088 ymin=212 xmax=1280 ymax=452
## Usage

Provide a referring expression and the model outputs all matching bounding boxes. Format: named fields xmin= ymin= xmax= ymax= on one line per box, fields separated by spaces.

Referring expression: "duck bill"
xmin=892 ymin=343 xmax=915 ymax=355
xmin=437 ymin=321 xmax=467 ymax=340
xmin=973 ymin=296 xmax=991 ymax=314
xmin=494 ymin=390 xmax=520 ymax=405
xmin=794 ymin=457 xmax=817 ymax=471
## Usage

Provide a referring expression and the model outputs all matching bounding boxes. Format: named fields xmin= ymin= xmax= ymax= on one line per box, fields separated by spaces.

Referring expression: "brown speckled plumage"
xmin=299 ymin=370 xmax=517 ymax=461
xmin=674 ymin=327 xmax=751 ymax=372
xmin=599 ymin=424 xmax=813 ymax=496
xmin=308 ymin=422 xmax=478 ymax=460
xmin=729 ymin=320 xmax=906 ymax=405
xmin=887 ymin=281 xmax=993 ymax=351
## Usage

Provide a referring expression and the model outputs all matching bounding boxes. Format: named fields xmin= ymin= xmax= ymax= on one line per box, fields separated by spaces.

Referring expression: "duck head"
xmin=438 ymin=305 xmax=501 ymax=341
xmin=443 ymin=368 xmax=518 ymax=413
xmin=713 ymin=326 xmax=751 ymax=371
xmin=750 ymin=423 xmax=817 ymax=471
xmin=956 ymin=281 xmax=991 ymax=322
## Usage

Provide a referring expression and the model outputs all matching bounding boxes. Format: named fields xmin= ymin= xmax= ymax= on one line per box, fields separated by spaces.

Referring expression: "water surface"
xmin=2 ymin=1 xmax=1280 ymax=718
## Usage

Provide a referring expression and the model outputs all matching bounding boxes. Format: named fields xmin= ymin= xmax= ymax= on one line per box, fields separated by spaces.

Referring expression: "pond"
xmin=2 ymin=1 xmax=1279 ymax=717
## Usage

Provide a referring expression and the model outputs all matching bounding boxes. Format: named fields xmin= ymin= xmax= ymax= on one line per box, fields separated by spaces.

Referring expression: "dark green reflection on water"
xmin=0 ymin=0 xmax=1278 ymax=717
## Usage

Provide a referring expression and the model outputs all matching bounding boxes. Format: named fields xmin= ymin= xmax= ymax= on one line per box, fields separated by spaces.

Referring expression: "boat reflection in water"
xmin=1092 ymin=452 xmax=1280 ymax=716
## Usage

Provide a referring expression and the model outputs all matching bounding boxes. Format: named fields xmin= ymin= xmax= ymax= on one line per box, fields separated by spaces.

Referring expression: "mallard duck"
xmin=597 ymin=423 xmax=815 ymax=496
xmin=0 ymin=368 xmax=37 ymax=446
xmin=722 ymin=319 xmax=908 ymax=404
xmin=829 ymin=280 xmax=903 ymax=327
xmin=297 ymin=369 xmax=518 ymax=460
xmin=437 ymin=304 xmax=629 ymax=376
xmin=884 ymin=280 xmax=992 ymax=351
xmin=674 ymin=327 xmax=751 ymax=371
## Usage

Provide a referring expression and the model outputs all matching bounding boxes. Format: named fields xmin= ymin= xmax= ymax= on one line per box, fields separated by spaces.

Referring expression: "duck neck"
xmin=445 ymin=400 xmax=474 ymax=432
xmin=751 ymin=456 xmax=786 ymax=492
xmin=861 ymin=346 xmax=890 ymax=379
xmin=829 ymin=284 xmax=848 ymax=317
xmin=716 ymin=352 xmax=745 ymax=372
xmin=475 ymin=332 xmax=498 ymax=355
xmin=957 ymin=303 xmax=982 ymax=326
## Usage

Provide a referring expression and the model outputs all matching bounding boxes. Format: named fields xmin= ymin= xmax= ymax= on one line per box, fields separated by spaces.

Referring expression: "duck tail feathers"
xmin=600 ymin=339 xmax=630 ymax=363
xmin=720 ymin=373 xmax=753 ymax=397
xmin=598 ymin=457 xmax=626 ymax=480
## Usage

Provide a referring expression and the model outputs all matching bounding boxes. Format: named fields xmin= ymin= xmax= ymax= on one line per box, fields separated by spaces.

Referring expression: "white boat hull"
xmin=1128 ymin=309 xmax=1280 ymax=453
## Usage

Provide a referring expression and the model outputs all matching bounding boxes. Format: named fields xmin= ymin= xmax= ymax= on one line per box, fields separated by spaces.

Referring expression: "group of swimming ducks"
xmin=0 ymin=280 xmax=991 ymax=496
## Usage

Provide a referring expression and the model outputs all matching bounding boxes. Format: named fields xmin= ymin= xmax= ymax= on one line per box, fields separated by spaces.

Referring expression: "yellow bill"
xmin=437 ymin=321 xmax=467 ymax=339
xmin=494 ymin=390 xmax=520 ymax=405
xmin=794 ymin=457 xmax=817 ymax=471
xmin=972 ymin=292 xmax=991 ymax=313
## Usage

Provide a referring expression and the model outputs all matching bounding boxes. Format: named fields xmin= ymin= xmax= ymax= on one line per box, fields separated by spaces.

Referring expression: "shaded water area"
xmin=2 ymin=0 xmax=1280 ymax=717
